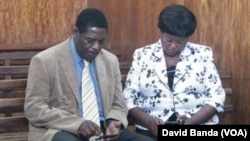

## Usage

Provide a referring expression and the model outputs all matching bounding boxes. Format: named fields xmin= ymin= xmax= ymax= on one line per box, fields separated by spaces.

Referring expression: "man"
xmin=24 ymin=8 xmax=153 ymax=141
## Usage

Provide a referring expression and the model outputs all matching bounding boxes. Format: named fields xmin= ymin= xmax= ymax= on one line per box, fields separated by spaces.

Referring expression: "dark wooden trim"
xmin=0 ymin=98 xmax=25 ymax=107
xmin=0 ymin=66 xmax=29 ymax=75
xmin=0 ymin=43 xmax=56 ymax=51
xmin=0 ymin=79 xmax=27 ymax=90
xmin=0 ymin=51 xmax=39 ymax=60
xmin=0 ymin=132 xmax=28 ymax=141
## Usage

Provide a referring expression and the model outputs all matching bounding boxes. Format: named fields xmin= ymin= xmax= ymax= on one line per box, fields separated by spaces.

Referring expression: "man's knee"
xmin=52 ymin=131 xmax=84 ymax=141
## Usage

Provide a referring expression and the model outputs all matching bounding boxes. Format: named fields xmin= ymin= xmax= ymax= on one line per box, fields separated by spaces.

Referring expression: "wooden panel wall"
xmin=0 ymin=0 xmax=249 ymax=124
xmin=0 ymin=0 xmax=87 ymax=50
xmin=88 ymin=0 xmax=250 ymax=124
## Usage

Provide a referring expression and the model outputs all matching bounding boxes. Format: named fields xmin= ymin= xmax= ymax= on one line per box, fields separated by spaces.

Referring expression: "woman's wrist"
xmin=183 ymin=118 xmax=192 ymax=125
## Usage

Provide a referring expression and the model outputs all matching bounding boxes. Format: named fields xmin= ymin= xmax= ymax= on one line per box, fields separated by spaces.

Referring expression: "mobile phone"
xmin=164 ymin=121 xmax=181 ymax=125
xmin=95 ymin=133 xmax=119 ymax=140
xmin=164 ymin=119 xmax=184 ymax=125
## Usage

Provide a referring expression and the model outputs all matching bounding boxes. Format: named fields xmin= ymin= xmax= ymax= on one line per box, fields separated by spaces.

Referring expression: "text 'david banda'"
xmin=158 ymin=125 xmax=249 ymax=140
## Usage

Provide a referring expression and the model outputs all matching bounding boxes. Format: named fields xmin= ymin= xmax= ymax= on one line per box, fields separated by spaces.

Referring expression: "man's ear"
xmin=73 ymin=27 xmax=81 ymax=36
xmin=74 ymin=27 xmax=79 ymax=33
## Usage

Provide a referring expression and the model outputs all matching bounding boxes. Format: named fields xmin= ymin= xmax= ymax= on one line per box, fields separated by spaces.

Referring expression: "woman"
xmin=123 ymin=4 xmax=226 ymax=140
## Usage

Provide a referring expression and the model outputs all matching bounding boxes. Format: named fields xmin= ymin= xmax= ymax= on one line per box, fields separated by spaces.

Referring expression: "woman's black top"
xmin=167 ymin=66 xmax=176 ymax=91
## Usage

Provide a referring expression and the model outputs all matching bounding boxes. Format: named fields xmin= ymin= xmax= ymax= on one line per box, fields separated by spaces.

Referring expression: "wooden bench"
xmin=0 ymin=51 xmax=233 ymax=140
xmin=0 ymin=51 xmax=39 ymax=141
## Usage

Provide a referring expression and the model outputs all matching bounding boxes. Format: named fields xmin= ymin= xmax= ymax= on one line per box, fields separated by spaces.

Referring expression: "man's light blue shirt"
xmin=70 ymin=37 xmax=104 ymax=121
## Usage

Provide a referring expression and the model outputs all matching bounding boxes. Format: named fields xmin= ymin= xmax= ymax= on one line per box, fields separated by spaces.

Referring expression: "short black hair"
xmin=157 ymin=4 xmax=197 ymax=37
xmin=75 ymin=8 xmax=108 ymax=33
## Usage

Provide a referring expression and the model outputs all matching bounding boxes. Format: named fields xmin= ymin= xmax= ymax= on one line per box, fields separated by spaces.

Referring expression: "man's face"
xmin=161 ymin=33 xmax=188 ymax=57
xmin=74 ymin=27 xmax=108 ymax=61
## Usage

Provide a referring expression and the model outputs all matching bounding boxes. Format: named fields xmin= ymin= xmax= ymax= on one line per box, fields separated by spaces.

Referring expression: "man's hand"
xmin=104 ymin=121 xmax=121 ymax=140
xmin=78 ymin=120 xmax=102 ymax=139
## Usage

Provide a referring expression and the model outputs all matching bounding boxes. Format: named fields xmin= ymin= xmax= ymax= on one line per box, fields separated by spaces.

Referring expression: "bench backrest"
xmin=0 ymin=51 xmax=39 ymax=134
xmin=0 ymin=51 xmax=233 ymax=136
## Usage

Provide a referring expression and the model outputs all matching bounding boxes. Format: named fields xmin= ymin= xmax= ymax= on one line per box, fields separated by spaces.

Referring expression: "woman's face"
xmin=161 ymin=33 xmax=188 ymax=57
xmin=74 ymin=27 xmax=108 ymax=61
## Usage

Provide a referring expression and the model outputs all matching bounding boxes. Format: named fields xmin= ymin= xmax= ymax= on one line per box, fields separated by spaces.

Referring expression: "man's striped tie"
xmin=82 ymin=60 xmax=100 ymax=126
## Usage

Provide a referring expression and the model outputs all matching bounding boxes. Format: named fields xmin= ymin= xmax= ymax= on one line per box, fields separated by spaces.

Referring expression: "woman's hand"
xmin=177 ymin=115 xmax=190 ymax=125
xmin=147 ymin=118 xmax=164 ymax=135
